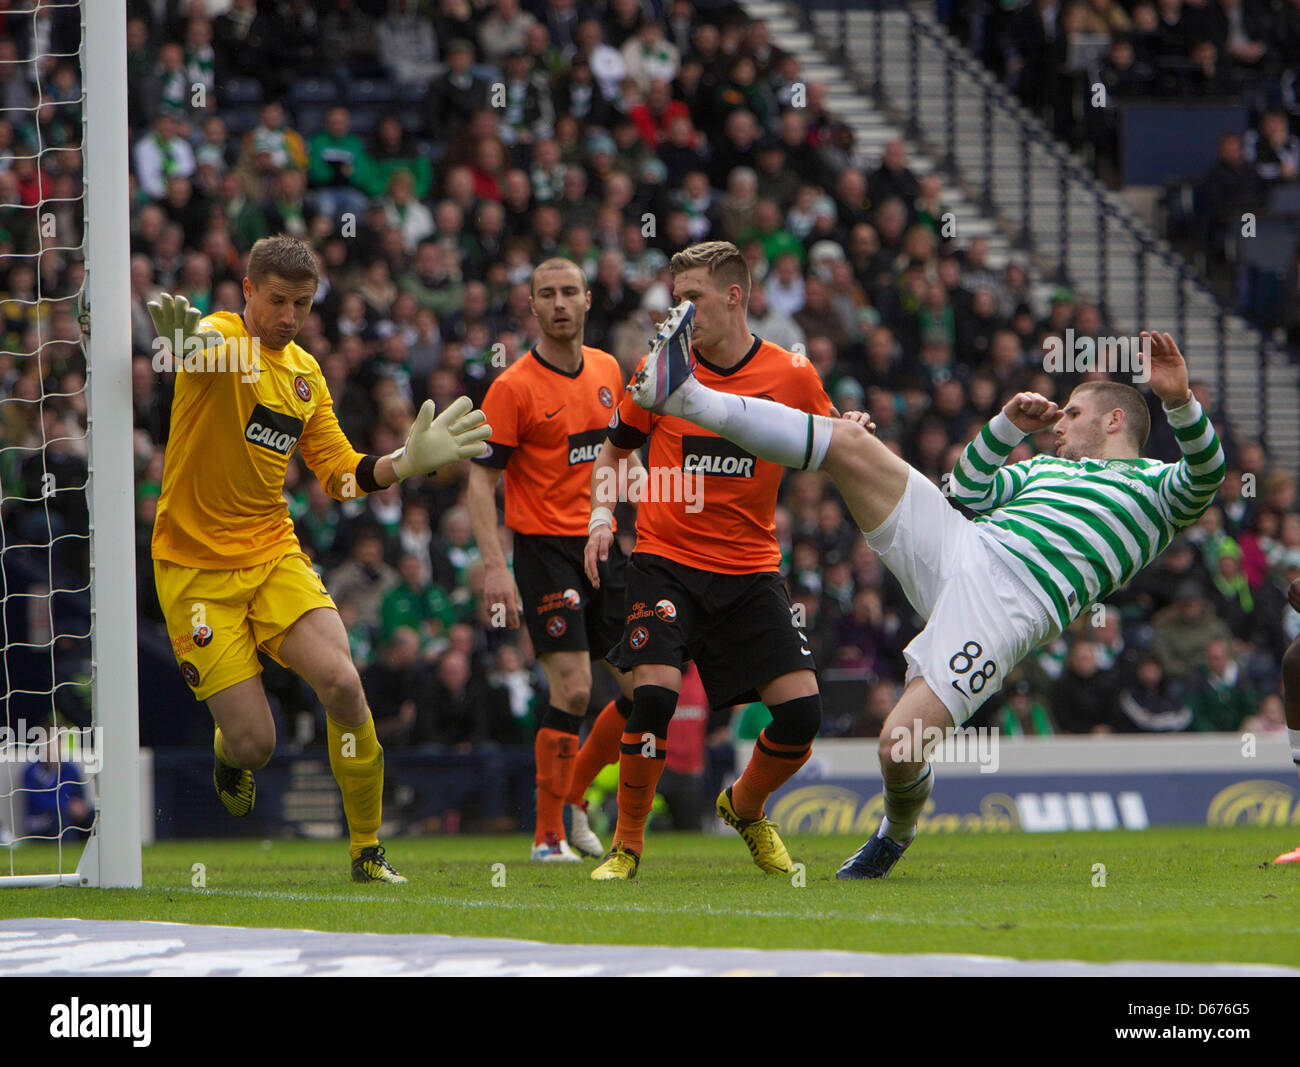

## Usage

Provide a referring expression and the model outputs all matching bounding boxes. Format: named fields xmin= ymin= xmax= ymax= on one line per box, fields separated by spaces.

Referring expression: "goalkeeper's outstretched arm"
xmin=382 ymin=396 xmax=492 ymax=483
xmin=301 ymin=394 xmax=493 ymax=500
xmin=150 ymin=289 xmax=492 ymax=496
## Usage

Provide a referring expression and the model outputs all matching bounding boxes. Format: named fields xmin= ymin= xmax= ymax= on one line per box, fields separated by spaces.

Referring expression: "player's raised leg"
xmin=276 ymin=606 xmax=406 ymax=883
xmin=836 ymin=677 xmax=947 ymax=880
xmin=205 ymin=676 xmax=276 ymax=817
xmin=630 ymin=301 xmax=911 ymax=532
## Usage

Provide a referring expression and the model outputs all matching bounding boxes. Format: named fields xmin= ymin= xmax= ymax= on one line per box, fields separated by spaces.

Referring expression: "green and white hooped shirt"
xmin=950 ymin=398 xmax=1226 ymax=634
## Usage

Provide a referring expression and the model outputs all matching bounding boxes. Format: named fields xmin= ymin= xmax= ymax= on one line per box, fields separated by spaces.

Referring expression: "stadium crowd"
xmin=951 ymin=0 xmax=1300 ymax=162
xmin=943 ymin=0 xmax=1300 ymax=342
xmin=0 ymin=0 xmax=1296 ymax=785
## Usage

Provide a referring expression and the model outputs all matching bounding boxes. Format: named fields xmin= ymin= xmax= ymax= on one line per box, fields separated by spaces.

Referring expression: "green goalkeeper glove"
xmin=147 ymin=293 xmax=224 ymax=356
xmin=390 ymin=396 xmax=492 ymax=478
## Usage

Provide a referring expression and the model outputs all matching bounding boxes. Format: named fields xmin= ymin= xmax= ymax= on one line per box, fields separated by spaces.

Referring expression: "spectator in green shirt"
xmin=401 ymin=241 xmax=466 ymax=319
xmin=997 ymin=680 xmax=1054 ymax=736
xmin=1187 ymin=638 xmax=1257 ymax=732
xmin=739 ymin=199 xmax=804 ymax=268
xmin=362 ymin=115 xmax=433 ymax=201
xmin=380 ymin=552 xmax=458 ymax=651
xmin=307 ymin=106 xmax=373 ymax=222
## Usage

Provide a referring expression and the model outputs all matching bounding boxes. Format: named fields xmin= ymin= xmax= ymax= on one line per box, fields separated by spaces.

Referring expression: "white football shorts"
xmin=863 ymin=467 xmax=1055 ymax=726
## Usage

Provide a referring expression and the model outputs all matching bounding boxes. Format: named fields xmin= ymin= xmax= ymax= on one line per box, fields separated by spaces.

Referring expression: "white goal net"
xmin=0 ymin=0 xmax=140 ymax=888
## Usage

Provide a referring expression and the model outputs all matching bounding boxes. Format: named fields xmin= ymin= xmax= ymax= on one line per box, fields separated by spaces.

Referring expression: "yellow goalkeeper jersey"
xmin=151 ymin=311 xmax=367 ymax=570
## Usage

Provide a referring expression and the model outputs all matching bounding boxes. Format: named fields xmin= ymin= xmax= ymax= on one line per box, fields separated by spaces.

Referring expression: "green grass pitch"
xmin=2 ymin=827 xmax=1297 ymax=967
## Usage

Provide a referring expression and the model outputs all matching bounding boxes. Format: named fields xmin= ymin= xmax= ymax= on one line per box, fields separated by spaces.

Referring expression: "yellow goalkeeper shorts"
xmin=154 ymin=550 xmax=336 ymax=702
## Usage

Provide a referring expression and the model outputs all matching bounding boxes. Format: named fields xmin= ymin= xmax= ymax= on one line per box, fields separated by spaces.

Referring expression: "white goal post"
xmin=80 ymin=0 xmax=142 ymax=889
xmin=0 ymin=0 xmax=141 ymax=888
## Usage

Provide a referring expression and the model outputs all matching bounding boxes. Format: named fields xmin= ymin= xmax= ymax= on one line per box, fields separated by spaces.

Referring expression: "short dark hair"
xmin=246 ymin=234 xmax=319 ymax=288
xmin=1073 ymin=380 xmax=1151 ymax=450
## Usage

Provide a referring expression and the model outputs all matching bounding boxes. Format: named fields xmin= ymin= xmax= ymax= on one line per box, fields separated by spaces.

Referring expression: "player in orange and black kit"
xmin=584 ymin=241 xmax=832 ymax=879
xmin=149 ymin=234 xmax=490 ymax=883
xmin=467 ymin=258 xmax=636 ymax=862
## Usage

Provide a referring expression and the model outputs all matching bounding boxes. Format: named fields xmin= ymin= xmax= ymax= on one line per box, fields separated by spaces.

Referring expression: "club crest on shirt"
xmin=294 ymin=375 xmax=312 ymax=402
xmin=598 ymin=386 xmax=614 ymax=408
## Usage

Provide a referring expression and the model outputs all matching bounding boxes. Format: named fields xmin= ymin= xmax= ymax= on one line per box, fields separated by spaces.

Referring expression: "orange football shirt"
xmin=474 ymin=346 xmax=625 ymax=537
xmin=609 ymin=336 xmax=832 ymax=574
xmin=151 ymin=311 xmax=370 ymax=569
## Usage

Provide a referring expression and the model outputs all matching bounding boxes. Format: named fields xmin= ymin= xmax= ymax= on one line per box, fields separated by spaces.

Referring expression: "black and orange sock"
xmin=730 ymin=695 xmax=821 ymax=819
xmin=612 ymin=685 xmax=676 ymax=857
xmin=566 ymin=695 xmax=632 ymax=805
xmin=534 ymin=706 xmax=583 ymax=845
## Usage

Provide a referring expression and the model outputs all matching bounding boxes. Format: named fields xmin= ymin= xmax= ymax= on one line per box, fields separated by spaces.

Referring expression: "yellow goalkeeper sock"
xmin=327 ymin=713 xmax=384 ymax=861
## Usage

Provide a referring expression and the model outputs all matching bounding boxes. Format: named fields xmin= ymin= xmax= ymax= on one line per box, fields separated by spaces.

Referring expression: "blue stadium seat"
xmin=288 ymin=77 xmax=341 ymax=106
xmin=347 ymin=78 xmax=397 ymax=108
xmin=220 ymin=105 xmax=261 ymax=138
xmin=220 ymin=76 xmax=262 ymax=106
xmin=294 ymin=104 xmax=328 ymax=133
xmin=1267 ymin=184 xmax=1300 ymax=219
xmin=399 ymin=109 xmax=426 ymax=135
xmin=348 ymin=107 xmax=386 ymax=137
xmin=415 ymin=140 xmax=445 ymax=168
xmin=398 ymin=82 xmax=426 ymax=107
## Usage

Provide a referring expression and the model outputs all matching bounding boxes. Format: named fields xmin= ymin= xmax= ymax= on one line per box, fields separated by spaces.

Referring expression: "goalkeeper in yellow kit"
xmin=149 ymin=234 xmax=491 ymax=882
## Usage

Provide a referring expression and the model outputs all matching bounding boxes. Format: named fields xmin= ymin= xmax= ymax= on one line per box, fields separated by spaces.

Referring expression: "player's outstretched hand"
xmin=147 ymin=292 xmax=224 ymax=354
xmin=392 ymin=397 xmax=492 ymax=478
xmin=1003 ymin=391 xmax=1063 ymax=434
xmin=1143 ymin=330 xmax=1192 ymax=407
xmin=584 ymin=523 xmax=612 ymax=588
